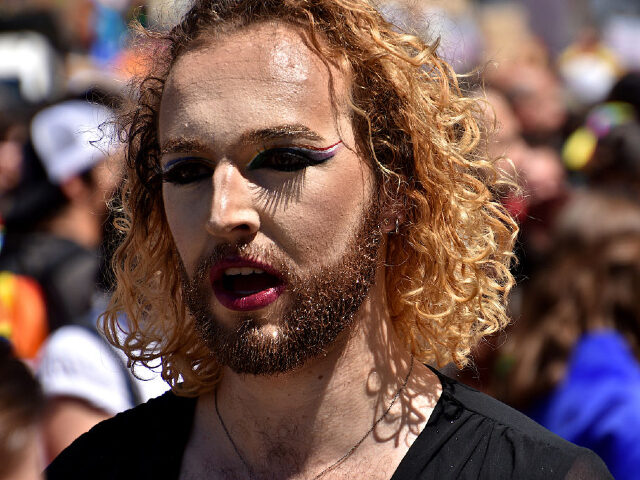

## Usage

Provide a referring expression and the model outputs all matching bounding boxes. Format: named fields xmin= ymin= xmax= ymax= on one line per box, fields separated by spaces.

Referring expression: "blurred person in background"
xmin=0 ymin=98 xmax=118 ymax=333
xmin=0 ymin=113 xmax=29 ymax=198
xmin=0 ymin=338 xmax=45 ymax=480
xmin=480 ymin=88 xmax=568 ymax=277
xmin=557 ymin=27 xmax=622 ymax=110
xmin=490 ymin=61 xmax=569 ymax=149
xmin=0 ymin=2 xmax=170 ymax=458
xmin=454 ymin=86 xmax=569 ymax=393
xmin=482 ymin=88 xmax=568 ymax=217
xmin=0 ymin=101 xmax=48 ymax=363
xmin=582 ymin=111 xmax=640 ymax=197
xmin=13 ymin=95 xmax=171 ymax=461
xmin=37 ymin=304 xmax=169 ymax=462
xmin=492 ymin=191 xmax=640 ymax=480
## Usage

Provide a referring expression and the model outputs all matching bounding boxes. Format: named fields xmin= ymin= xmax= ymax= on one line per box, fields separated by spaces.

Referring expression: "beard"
xmin=179 ymin=203 xmax=383 ymax=376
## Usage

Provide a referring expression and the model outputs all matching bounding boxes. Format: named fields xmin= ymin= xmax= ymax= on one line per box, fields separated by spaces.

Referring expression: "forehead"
xmin=159 ymin=22 xmax=350 ymax=147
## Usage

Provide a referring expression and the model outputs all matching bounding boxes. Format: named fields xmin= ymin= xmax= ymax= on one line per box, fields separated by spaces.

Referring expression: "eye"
xmin=248 ymin=149 xmax=316 ymax=172
xmin=247 ymin=142 xmax=342 ymax=173
xmin=162 ymin=158 xmax=213 ymax=185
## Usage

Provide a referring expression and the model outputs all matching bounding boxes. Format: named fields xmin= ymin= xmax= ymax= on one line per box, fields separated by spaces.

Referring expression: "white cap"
xmin=30 ymin=100 xmax=114 ymax=185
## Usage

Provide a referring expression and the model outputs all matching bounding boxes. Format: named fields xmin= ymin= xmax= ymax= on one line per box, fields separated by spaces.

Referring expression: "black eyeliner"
xmin=247 ymin=141 xmax=343 ymax=171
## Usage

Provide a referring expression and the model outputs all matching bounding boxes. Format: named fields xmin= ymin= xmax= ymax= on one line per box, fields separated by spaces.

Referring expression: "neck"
xmin=187 ymin=271 xmax=441 ymax=479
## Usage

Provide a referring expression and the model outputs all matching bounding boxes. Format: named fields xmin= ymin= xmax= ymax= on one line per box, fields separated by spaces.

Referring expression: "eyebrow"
xmin=159 ymin=124 xmax=325 ymax=157
xmin=160 ymin=138 xmax=211 ymax=157
xmin=238 ymin=124 xmax=325 ymax=144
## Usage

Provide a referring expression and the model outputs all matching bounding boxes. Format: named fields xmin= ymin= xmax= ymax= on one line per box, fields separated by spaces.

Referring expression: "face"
xmin=159 ymin=22 xmax=381 ymax=374
xmin=510 ymin=65 xmax=566 ymax=135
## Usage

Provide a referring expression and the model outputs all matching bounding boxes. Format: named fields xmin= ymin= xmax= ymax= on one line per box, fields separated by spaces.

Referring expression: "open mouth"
xmin=211 ymin=263 xmax=286 ymax=311
xmin=220 ymin=267 xmax=281 ymax=295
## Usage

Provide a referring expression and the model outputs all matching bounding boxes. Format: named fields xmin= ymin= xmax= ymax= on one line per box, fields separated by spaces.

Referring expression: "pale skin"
xmin=159 ymin=22 xmax=442 ymax=479
xmin=42 ymin=397 xmax=110 ymax=462
xmin=5 ymin=427 xmax=44 ymax=480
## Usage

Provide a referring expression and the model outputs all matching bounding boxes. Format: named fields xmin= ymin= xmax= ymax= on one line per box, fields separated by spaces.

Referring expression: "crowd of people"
xmin=0 ymin=0 xmax=638 ymax=478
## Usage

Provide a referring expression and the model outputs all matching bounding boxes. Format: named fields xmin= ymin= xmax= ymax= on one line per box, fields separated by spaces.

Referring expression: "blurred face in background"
xmin=88 ymin=148 xmax=123 ymax=217
xmin=0 ymin=123 xmax=28 ymax=196
xmin=484 ymin=89 xmax=566 ymax=207
xmin=506 ymin=63 xmax=567 ymax=137
xmin=0 ymin=140 xmax=23 ymax=195
xmin=60 ymin=0 xmax=96 ymax=50
xmin=1 ymin=426 xmax=44 ymax=480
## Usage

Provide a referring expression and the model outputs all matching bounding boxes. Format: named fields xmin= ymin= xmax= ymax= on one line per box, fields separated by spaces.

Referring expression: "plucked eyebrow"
xmin=159 ymin=124 xmax=326 ymax=157
xmin=238 ymin=124 xmax=325 ymax=144
xmin=160 ymin=138 xmax=212 ymax=157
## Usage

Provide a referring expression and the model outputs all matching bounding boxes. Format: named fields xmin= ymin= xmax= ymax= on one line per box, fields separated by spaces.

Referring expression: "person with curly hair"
xmin=47 ymin=1 xmax=610 ymax=478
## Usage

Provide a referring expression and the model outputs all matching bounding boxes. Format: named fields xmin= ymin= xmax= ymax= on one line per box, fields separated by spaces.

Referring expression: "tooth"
xmin=224 ymin=267 xmax=265 ymax=276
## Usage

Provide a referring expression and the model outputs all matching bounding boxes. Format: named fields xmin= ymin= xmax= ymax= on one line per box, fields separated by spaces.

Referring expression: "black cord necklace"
xmin=214 ymin=355 xmax=414 ymax=480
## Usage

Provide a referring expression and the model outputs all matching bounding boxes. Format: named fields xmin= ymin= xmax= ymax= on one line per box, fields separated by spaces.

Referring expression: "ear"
xmin=380 ymin=200 xmax=406 ymax=234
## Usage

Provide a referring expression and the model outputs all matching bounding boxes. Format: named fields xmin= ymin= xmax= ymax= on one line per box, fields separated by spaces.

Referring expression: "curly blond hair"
xmin=103 ymin=0 xmax=517 ymax=396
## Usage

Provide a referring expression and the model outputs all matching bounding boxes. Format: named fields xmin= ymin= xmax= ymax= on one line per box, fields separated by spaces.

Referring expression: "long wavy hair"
xmin=102 ymin=0 xmax=517 ymax=396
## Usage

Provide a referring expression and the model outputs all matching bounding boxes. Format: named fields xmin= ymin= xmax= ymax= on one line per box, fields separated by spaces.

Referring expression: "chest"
xmin=178 ymin=441 xmax=409 ymax=480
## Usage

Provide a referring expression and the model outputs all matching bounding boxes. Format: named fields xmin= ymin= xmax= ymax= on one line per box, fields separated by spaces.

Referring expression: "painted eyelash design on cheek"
xmin=247 ymin=140 xmax=343 ymax=171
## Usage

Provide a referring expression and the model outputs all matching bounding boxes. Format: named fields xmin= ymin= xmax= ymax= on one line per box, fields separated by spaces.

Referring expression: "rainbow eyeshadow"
xmin=247 ymin=140 xmax=343 ymax=172
xmin=162 ymin=156 xmax=206 ymax=174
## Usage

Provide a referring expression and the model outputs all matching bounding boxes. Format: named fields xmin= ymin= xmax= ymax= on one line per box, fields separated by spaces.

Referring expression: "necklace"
xmin=214 ymin=355 xmax=414 ymax=480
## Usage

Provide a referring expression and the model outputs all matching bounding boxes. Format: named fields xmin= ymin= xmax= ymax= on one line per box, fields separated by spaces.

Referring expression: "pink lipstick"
xmin=209 ymin=257 xmax=286 ymax=311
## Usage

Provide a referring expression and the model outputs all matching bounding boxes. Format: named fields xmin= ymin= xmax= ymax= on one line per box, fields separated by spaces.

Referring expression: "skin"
xmin=44 ymin=152 xmax=121 ymax=249
xmin=42 ymin=397 xmax=110 ymax=463
xmin=159 ymin=22 xmax=441 ymax=480
xmin=505 ymin=64 xmax=567 ymax=137
xmin=484 ymin=89 xmax=566 ymax=206
xmin=5 ymin=427 xmax=44 ymax=480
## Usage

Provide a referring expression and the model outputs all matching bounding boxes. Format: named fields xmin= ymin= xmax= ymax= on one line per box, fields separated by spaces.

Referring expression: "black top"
xmin=46 ymin=368 xmax=612 ymax=479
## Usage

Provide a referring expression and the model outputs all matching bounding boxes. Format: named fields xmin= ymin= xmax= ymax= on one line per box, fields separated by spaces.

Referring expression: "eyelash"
xmin=162 ymin=145 xmax=339 ymax=185
xmin=161 ymin=157 xmax=213 ymax=185
xmin=247 ymin=147 xmax=335 ymax=172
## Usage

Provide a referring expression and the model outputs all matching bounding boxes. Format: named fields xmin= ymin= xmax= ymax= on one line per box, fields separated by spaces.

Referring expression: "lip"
xmin=209 ymin=256 xmax=286 ymax=311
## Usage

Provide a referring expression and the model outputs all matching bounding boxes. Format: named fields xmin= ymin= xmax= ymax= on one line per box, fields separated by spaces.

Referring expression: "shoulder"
xmin=406 ymin=368 xmax=612 ymax=479
xmin=46 ymin=391 xmax=197 ymax=480
xmin=440 ymin=370 xmax=573 ymax=446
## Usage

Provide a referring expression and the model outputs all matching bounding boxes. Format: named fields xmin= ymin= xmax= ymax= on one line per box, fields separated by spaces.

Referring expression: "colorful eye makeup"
xmin=162 ymin=156 xmax=204 ymax=172
xmin=161 ymin=156 xmax=215 ymax=185
xmin=247 ymin=140 xmax=343 ymax=172
xmin=161 ymin=141 xmax=343 ymax=185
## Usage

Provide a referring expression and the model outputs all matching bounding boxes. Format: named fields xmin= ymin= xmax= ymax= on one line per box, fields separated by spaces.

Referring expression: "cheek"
xmin=271 ymin=166 xmax=375 ymax=267
xmin=162 ymin=188 xmax=209 ymax=273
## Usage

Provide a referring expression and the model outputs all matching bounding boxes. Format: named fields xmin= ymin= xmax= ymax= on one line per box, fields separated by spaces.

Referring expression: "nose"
xmin=206 ymin=161 xmax=260 ymax=241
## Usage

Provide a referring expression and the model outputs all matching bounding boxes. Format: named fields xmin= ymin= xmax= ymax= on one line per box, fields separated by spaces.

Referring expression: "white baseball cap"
xmin=30 ymin=100 xmax=114 ymax=185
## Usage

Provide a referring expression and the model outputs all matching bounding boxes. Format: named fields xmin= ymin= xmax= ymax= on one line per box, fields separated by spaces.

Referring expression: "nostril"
xmin=206 ymin=213 xmax=260 ymax=239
